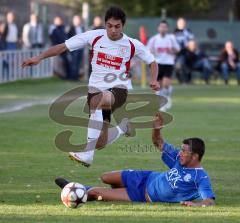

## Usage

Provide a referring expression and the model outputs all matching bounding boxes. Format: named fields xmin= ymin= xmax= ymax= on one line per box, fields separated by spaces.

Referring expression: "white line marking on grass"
xmin=0 ymin=99 xmax=53 ymax=114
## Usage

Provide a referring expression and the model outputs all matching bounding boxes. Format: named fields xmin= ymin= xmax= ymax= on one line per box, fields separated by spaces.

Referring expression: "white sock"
xmin=87 ymin=109 xmax=103 ymax=139
xmin=157 ymin=88 xmax=168 ymax=111
xmin=165 ymin=85 xmax=173 ymax=109
xmin=75 ymin=109 xmax=103 ymax=155
xmin=167 ymin=85 xmax=173 ymax=96
xmin=159 ymin=86 xmax=173 ymax=111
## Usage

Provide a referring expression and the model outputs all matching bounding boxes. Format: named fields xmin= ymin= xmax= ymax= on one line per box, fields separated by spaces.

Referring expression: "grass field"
xmin=0 ymin=77 xmax=240 ymax=223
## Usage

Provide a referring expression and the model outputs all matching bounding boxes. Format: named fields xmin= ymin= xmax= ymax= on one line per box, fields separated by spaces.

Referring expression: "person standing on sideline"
xmin=22 ymin=13 xmax=44 ymax=49
xmin=88 ymin=16 xmax=105 ymax=78
xmin=148 ymin=20 xmax=180 ymax=111
xmin=91 ymin=16 xmax=105 ymax=30
xmin=68 ymin=15 xmax=85 ymax=80
xmin=49 ymin=16 xmax=71 ymax=79
xmin=1 ymin=11 xmax=19 ymax=50
xmin=174 ymin=17 xmax=195 ymax=84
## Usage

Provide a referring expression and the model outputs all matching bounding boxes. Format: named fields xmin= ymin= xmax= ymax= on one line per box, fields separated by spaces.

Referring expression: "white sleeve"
xmin=65 ymin=29 xmax=105 ymax=52
xmin=132 ymin=39 xmax=155 ymax=64
xmin=147 ymin=36 xmax=155 ymax=54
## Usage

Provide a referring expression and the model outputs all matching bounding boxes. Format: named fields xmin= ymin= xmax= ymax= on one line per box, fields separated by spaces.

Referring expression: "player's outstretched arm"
xmin=149 ymin=61 xmax=160 ymax=91
xmin=152 ymin=112 xmax=164 ymax=151
xmin=181 ymin=198 xmax=215 ymax=207
xmin=22 ymin=43 xmax=68 ymax=68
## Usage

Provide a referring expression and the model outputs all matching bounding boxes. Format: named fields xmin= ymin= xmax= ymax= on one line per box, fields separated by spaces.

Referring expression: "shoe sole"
xmin=68 ymin=154 xmax=91 ymax=168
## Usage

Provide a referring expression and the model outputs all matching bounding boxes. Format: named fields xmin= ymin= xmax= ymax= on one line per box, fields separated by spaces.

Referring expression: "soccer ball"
xmin=61 ymin=182 xmax=88 ymax=208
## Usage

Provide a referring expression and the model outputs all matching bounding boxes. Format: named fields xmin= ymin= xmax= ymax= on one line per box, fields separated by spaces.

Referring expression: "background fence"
xmin=0 ymin=49 xmax=53 ymax=83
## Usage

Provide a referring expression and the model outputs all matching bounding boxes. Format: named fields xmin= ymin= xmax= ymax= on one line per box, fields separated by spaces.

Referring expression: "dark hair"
xmin=105 ymin=6 xmax=126 ymax=25
xmin=159 ymin=20 xmax=169 ymax=26
xmin=183 ymin=138 xmax=205 ymax=161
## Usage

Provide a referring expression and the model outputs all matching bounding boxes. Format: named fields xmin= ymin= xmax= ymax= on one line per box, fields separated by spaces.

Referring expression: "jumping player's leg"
xmin=89 ymin=88 xmax=129 ymax=149
xmin=89 ymin=91 xmax=115 ymax=149
xmin=69 ymin=87 xmax=129 ymax=166
xmin=69 ymin=91 xmax=114 ymax=165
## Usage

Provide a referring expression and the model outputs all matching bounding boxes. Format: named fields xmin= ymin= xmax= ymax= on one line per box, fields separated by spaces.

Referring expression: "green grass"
xmin=0 ymin=77 xmax=240 ymax=223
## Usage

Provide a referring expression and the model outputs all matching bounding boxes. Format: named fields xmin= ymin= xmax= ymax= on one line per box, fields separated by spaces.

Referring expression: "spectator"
xmin=22 ymin=13 xmax=44 ymax=49
xmin=174 ymin=17 xmax=195 ymax=84
xmin=68 ymin=15 xmax=84 ymax=80
xmin=88 ymin=16 xmax=105 ymax=78
xmin=178 ymin=40 xmax=212 ymax=84
xmin=49 ymin=16 xmax=71 ymax=79
xmin=218 ymin=41 xmax=240 ymax=85
xmin=91 ymin=16 xmax=104 ymax=30
xmin=147 ymin=20 xmax=180 ymax=111
xmin=1 ymin=11 xmax=19 ymax=50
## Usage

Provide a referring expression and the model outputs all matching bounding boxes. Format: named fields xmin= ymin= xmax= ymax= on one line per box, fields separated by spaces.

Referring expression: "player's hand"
xmin=150 ymin=81 xmax=160 ymax=91
xmin=153 ymin=112 xmax=164 ymax=129
xmin=180 ymin=201 xmax=197 ymax=206
xmin=22 ymin=56 xmax=41 ymax=68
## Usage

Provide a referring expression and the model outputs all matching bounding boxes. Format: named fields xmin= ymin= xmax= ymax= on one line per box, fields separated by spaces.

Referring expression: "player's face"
xmin=179 ymin=144 xmax=193 ymax=166
xmin=106 ymin=18 xmax=123 ymax=41
xmin=158 ymin=23 xmax=168 ymax=36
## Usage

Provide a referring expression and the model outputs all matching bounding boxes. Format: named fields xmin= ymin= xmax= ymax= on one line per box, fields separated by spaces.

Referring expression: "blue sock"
xmin=84 ymin=185 xmax=92 ymax=191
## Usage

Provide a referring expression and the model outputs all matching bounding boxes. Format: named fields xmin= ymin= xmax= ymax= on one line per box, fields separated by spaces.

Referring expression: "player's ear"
xmin=192 ymin=153 xmax=199 ymax=162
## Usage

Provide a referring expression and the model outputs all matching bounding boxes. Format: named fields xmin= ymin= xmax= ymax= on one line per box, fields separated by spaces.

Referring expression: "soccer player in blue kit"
xmin=55 ymin=113 xmax=215 ymax=206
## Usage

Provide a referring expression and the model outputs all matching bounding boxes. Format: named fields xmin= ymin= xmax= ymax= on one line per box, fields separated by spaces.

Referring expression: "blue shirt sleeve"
xmin=161 ymin=142 xmax=180 ymax=169
xmin=197 ymin=174 xmax=215 ymax=200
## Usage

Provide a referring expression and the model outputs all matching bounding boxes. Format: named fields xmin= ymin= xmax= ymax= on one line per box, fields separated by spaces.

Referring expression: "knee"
xmin=100 ymin=172 xmax=111 ymax=183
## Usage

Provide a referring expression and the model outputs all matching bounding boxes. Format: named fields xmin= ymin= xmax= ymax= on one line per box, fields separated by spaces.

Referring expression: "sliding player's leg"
xmin=87 ymin=187 xmax=130 ymax=201
xmin=100 ymin=171 xmax=124 ymax=188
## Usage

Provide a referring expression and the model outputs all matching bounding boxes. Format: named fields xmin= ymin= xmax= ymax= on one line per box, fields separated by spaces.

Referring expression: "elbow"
xmin=203 ymin=198 xmax=215 ymax=206
xmin=209 ymin=199 xmax=215 ymax=206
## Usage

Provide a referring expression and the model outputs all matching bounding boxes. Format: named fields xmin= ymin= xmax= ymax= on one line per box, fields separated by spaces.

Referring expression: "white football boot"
xmin=69 ymin=150 xmax=94 ymax=167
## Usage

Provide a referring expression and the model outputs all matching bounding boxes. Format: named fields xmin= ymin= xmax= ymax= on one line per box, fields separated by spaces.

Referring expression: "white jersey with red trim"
xmin=147 ymin=34 xmax=180 ymax=65
xmin=65 ymin=29 xmax=155 ymax=90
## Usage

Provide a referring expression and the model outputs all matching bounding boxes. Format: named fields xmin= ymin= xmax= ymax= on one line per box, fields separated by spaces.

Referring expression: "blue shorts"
xmin=121 ymin=170 xmax=153 ymax=202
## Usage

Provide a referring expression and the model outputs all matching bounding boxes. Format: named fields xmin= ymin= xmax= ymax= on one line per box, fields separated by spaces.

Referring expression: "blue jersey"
xmin=146 ymin=142 xmax=215 ymax=202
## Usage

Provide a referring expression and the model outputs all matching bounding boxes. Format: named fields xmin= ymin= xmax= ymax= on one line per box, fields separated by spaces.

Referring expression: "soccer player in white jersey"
xmin=22 ymin=6 xmax=160 ymax=167
xmin=55 ymin=113 xmax=215 ymax=206
xmin=147 ymin=20 xmax=180 ymax=111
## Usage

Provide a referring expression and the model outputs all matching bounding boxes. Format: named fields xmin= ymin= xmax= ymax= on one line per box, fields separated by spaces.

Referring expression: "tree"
xmin=46 ymin=0 xmax=210 ymax=17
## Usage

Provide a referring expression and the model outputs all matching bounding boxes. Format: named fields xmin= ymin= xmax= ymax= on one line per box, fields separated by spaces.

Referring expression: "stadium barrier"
xmin=0 ymin=49 xmax=53 ymax=83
